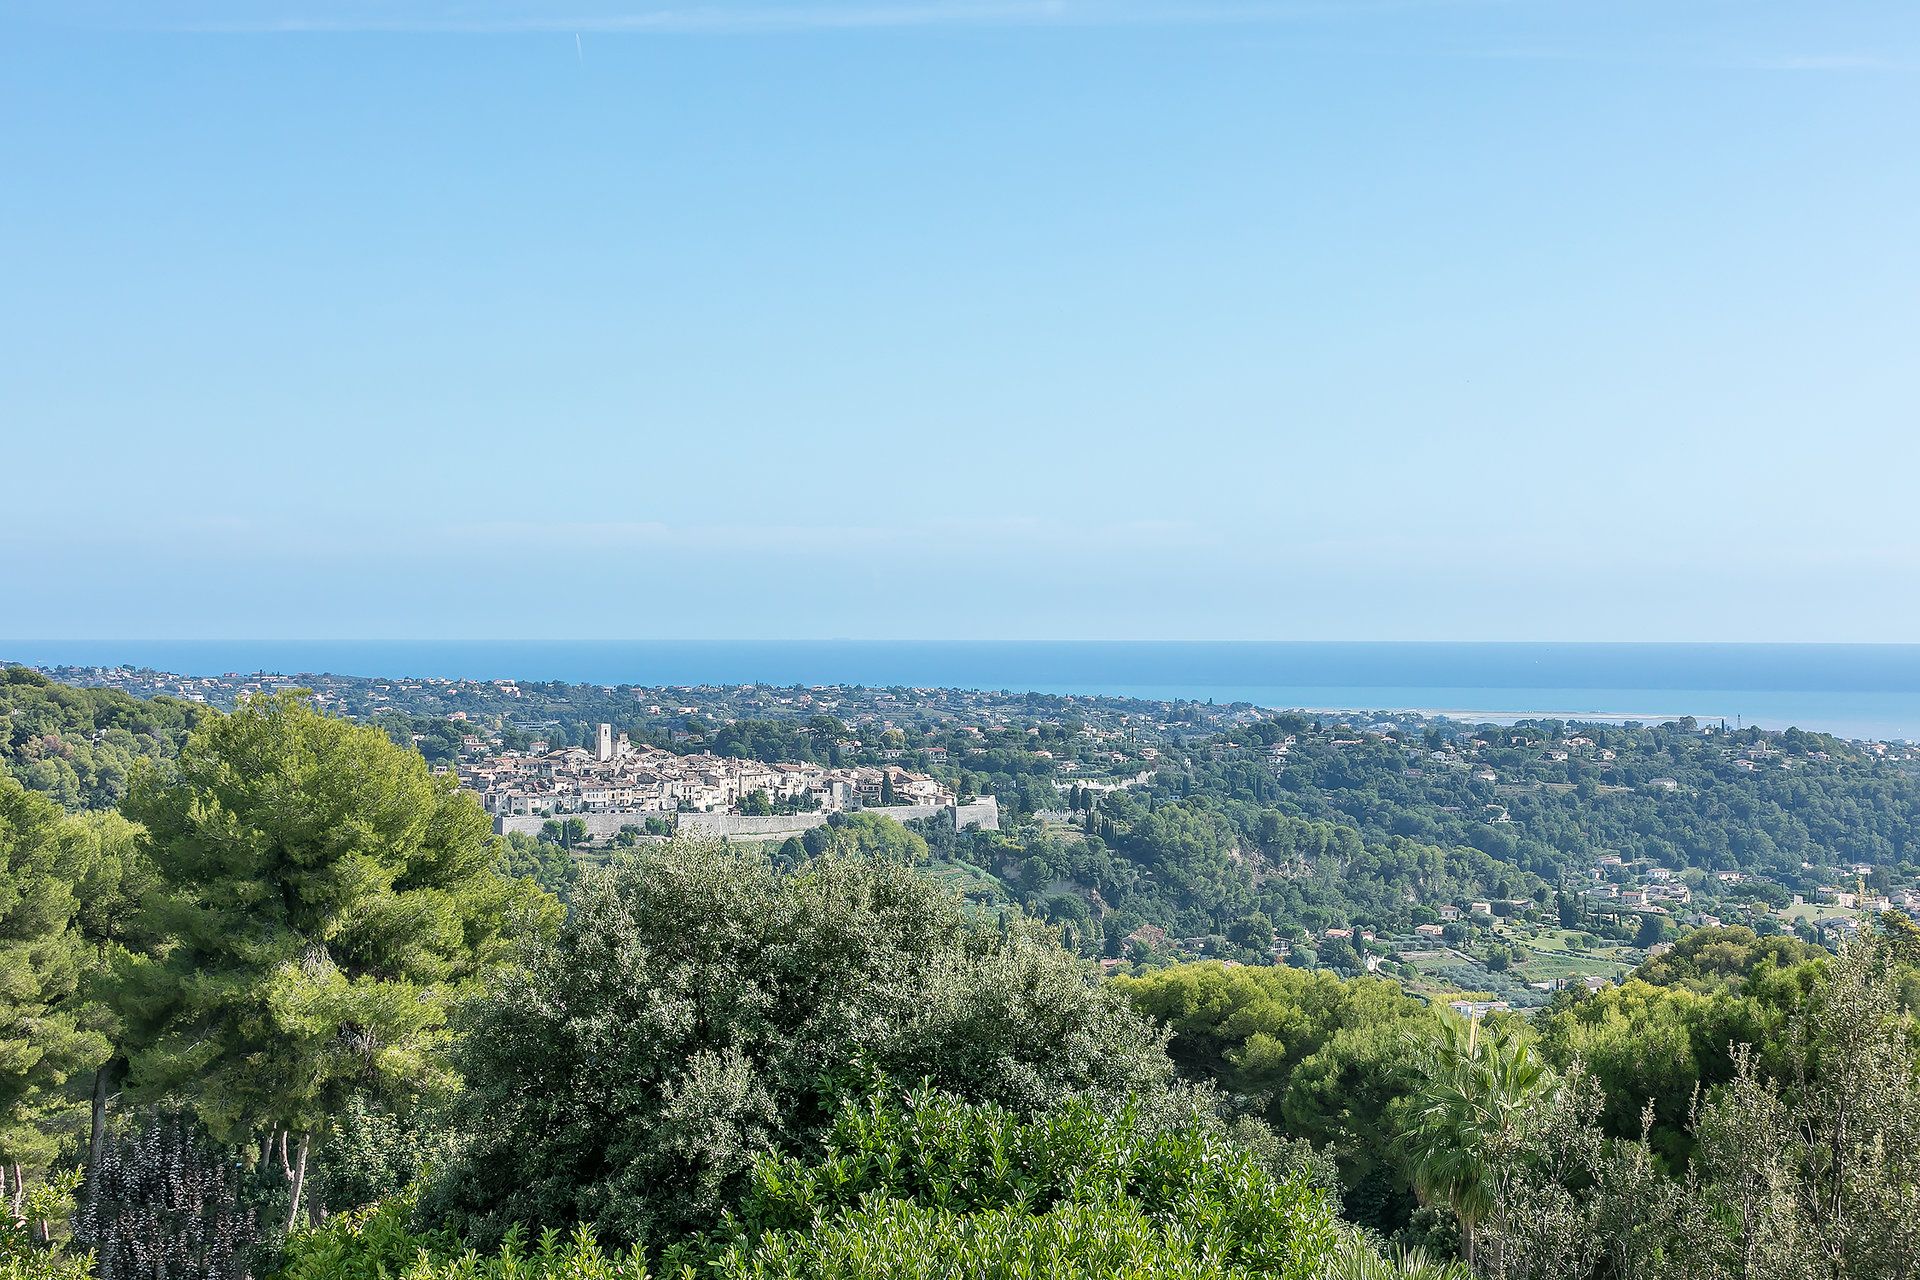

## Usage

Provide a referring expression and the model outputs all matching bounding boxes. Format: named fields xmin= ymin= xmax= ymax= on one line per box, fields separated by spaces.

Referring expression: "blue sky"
xmin=4 ymin=0 xmax=1918 ymax=641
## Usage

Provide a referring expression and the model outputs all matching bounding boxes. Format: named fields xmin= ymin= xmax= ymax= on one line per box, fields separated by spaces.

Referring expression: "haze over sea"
xmin=9 ymin=641 xmax=1920 ymax=743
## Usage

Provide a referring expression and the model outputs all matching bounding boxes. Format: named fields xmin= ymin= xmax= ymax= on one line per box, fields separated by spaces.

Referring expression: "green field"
xmin=1498 ymin=923 xmax=1639 ymax=984
xmin=1514 ymin=947 xmax=1635 ymax=982
xmin=1779 ymin=900 xmax=1867 ymax=926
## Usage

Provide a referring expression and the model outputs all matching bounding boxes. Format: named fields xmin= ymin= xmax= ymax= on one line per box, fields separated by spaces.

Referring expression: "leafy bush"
xmin=713 ymin=1090 xmax=1342 ymax=1280
xmin=277 ymin=1199 xmax=649 ymax=1280
xmin=285 ymin=1092 xmax=1381 ymax=1280
xmin=1 ymin=1170 xmax=91 ymax=1280
xmin=732 ymin=1090 xmax=1306 ymax=1229
xmin=274 ymin=1196 xmax=446 ymax=1280
xmin=426 ymin=842 xmax=1184 ymax=1246
xmin=316 ymin=1096 xmax=448 ymax=1217
xmin=716 ymin=1196 xmax=1296 ymax=1280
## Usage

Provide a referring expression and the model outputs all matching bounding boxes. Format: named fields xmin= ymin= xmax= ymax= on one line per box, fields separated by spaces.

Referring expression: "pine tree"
xmin=61 ymin=810 xmax=156 ymax=1189
xmin=0 ymin=775 xmax=110 ymax=1188
xmin=111 ymin=692 xmax=559 ymax=1228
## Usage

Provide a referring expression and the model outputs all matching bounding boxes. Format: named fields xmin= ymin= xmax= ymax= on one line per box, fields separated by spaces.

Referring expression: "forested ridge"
xmin=17 ymin=665 xmax=1920 ymax=1000
xmin=908 ymin=797 xmax=1533 ymax=952
xmin=1182 ymin=717 xmax=1920 ymax=881
xmin=14 ymin=666 xmax=1920 ymax=977
xmin=885 ymin=713 xmax=1920 ymax=983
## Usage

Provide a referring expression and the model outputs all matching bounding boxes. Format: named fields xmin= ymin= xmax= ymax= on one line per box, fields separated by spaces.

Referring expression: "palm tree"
xmin=1328 ymin=1228 xmax=1475 ymax=1280
xmin=1398 ymin=1014 xmax=1554 ymax=1272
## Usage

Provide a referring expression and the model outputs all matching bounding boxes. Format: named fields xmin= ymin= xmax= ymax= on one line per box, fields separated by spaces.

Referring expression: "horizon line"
xmin=12 ymin=639 xmax=1920 ymax=649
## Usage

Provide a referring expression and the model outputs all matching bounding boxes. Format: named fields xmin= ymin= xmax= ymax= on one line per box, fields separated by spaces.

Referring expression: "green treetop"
xmin=427 ymin=838 xmax=1181 ymax=1247
xmin=0 ymin=775 xmax=111 ymax=1179
xmin=109 ymin=691 xmax=558 ymax=1223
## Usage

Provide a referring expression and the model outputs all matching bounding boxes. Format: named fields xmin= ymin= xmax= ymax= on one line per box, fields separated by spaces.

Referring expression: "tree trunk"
xmin=88 ymin=1058 xmax=114 ymax=1184
xmin=283 ymin=1133 xmax=311 ymax=1235
xmin=9 ymin=1163 xmax=23 ymax=1221
xmin=306 ymin=1128 xmax=325 ymax=1227
xmin=1828 ymin=1097 xmax=1848 ymax=1280
xmin=278 ymin=1129 xmax=293 ymax=1179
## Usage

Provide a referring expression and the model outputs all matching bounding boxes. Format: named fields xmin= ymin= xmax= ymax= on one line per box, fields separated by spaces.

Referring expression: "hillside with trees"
xmin=0 ymin=668 xmax=199 ymax=810
xmin=1179 ymin=715 xmax=1920 ymax=885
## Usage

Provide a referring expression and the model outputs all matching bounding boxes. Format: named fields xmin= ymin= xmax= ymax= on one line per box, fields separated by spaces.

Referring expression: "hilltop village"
xmin=456 ymin=720 xmax=997 ymax=839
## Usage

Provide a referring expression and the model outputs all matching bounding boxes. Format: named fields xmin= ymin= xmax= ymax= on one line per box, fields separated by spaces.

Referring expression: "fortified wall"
xmin=494 ymin=795 xmax=999 ymax=841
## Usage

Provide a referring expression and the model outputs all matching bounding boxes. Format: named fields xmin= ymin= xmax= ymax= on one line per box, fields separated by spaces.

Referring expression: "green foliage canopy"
xmin=111 ymin=692 xmax=558 ymax=1140
xmin=0 ymin=667 xmax=198 ymax=811
xmin=715 ymin=1091 xmax=1345 ymax=1280
xmin=1116 ymin=962 xmax=1443 ymax=1233
xmin=0 ymin=777 xmax=110 ymax=1171
xmin=427 ymin=840 xmax=1182 ymax=1247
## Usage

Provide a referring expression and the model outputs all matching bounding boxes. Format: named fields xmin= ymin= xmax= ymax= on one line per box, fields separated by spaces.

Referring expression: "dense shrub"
xmin=425 ymin=841 xmax=1184 ymax=1246
xmin=716 ymin=1197 xmax=1303 ymax=1280
xmin=315 ymin=1096 xmax=447 ymax=1218
xmin=278 ymin=1092 xmax=1432 ymax=1280
xmin=277 ymin=1198 xmax=650 ymax=1280
xmin=716 ymin=1090 xmax=1341 ymax=1280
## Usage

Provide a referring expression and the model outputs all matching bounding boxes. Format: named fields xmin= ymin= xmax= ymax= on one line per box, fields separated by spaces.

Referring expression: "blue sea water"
xmin=8 ymin=641 xmax=1920 ymax=741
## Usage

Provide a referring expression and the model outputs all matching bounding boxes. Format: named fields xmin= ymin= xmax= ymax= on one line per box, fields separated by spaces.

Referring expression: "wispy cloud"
xmin=442 ymin=514 xmax=1211 ymax=554
xmin=1740 ymin=53 xmax=1915 ymax=73
xmin=132 ymin=0 xmax=1513 ymax=36
xmin=1446 ymin=44 xmax=1920 ymax=74
xmin=111 ymin=2 xmax=1920 ymax=81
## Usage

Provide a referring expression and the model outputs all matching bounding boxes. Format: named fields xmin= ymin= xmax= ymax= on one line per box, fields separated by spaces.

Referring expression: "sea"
xmin=8 ymin=640 xmax=1920 ymax=742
